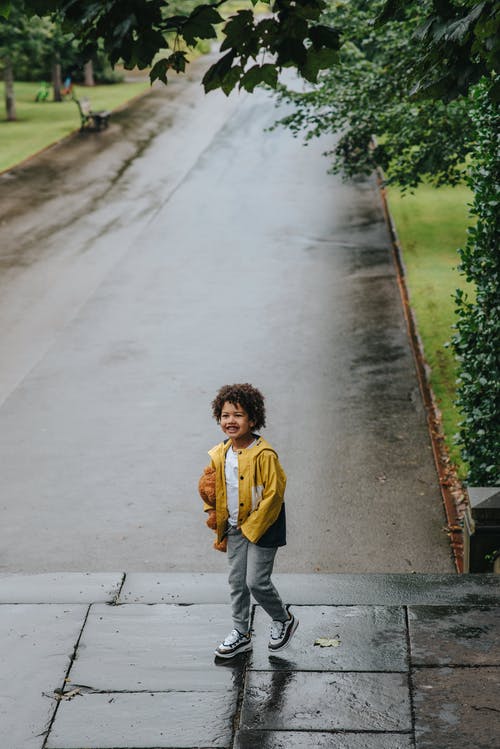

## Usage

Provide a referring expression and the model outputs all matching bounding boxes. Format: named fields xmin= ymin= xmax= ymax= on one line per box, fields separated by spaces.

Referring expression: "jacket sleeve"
xmin=240 ymin=450 xmax=286 ymax=544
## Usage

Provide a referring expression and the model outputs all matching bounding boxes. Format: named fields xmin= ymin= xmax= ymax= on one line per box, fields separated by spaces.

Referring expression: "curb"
xmin=377 ymin=174 xmax=465 ymax=573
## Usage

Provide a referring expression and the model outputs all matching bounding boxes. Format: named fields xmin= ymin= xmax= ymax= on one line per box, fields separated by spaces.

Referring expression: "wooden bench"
xmin=73 ymin=96 xmax=110 ymax=131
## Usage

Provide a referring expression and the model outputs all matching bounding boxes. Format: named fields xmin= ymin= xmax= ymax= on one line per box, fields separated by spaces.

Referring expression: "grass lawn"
xmin=387 ymin=183 xmax=472 ymax=475
xmin=0 ymin=80 xmax=151 ymax=172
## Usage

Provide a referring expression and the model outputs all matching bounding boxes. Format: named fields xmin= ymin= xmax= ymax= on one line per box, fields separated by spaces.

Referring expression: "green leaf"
xmin=275 ymin=37 xmax=307 ymax=67
xmin=149 ymin=57 xmax=169 ymax=84
xmin=309 ymin=24 xmax=341 ymax=51
xmin=182 ymin=4 xmax=223 ymax=46
xmin=241 ymin=63 xmax=278 ymax=92
xmin=168 ymin=50 xmax=188 ymax=74
xmin=0 ymin=1 xmax=10 ymax=19
xmin=220 ymin=9 xmax=255 ymax=51
xmin=240 ymin=64 xmax=262 ymax=92
xmin=164 ymin=15 xmax=189 ymax=31
xmin=444 ymin=3 xmax=487 ymax=44
xmin=292 ymin=2 xmax=324 ymax=22
xmin=202 ymin=49 xmax=236 ymax=92
xmin=375 ymin=0 xmax=406 ymax=27
xmin=302 ymin=46 xmax=339 ymax=82
xmin=188 ymin=3 xmax=224 ymax=25
xmin=221 ymin=65 xmax=242 ymax=95
xmin=260 ymin=63 xmax=279 ymax=88
xmin=490 ymin=77 xmax=500 ymax=103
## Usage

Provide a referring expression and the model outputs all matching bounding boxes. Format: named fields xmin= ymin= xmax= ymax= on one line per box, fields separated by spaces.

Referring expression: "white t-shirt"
xmin=225 ymin=441 xmax=256 ymax=526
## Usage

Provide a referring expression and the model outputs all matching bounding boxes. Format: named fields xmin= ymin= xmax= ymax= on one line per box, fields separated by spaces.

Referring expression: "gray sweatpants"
xmin=227 ymin=525 xmax=288 ymax=634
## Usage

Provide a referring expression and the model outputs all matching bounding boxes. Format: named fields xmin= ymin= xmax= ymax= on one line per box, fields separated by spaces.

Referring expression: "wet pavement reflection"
xmin=1 ymin=572 xmax=498 ymax=747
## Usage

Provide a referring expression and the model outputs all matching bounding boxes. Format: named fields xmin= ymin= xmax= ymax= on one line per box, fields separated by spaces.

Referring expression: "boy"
xmin=205 ymin=383 xmax=298 ymax=658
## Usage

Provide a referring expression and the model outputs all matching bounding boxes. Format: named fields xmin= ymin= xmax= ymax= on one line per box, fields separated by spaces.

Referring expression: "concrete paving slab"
xmin=240 ymin=671 xmax=411 ymax=732
xmin=0 ymin=572 xmax=123 ymax=603
xmin=251 ymin=605 xmax=408 ymax=671
xmin=119 ymin=572 xmax=229 ymax=603
xmin=118 ymin=573 xmax=500 ymax=605
xmin=409 ymin=605 xmax=500 ymax=666
xmin=235 ymin=732 xmax=413 ymax=749
xmin=46 ymin=691 xmax=235 ymax=748
xmin=413 ymin=666 xmax=500 ymax=749
xmin=68 ymin=603 xmax=241 ymax=692
xmin=0 ymin=604 xmax=87 ymax=749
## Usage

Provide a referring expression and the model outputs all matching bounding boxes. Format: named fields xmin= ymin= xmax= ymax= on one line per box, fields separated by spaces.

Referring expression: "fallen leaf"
xmin=53 ymin=688 xmax=81 ymax=701
xmin=314 ymin=637 xmax=341 ymax=648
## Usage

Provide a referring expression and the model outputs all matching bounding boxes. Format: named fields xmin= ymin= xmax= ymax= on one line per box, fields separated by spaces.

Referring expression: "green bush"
xmin=452 ymin=78 xmax=500 ymax=486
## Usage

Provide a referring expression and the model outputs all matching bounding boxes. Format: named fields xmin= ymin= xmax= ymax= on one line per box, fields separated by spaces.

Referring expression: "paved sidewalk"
xmin=1 ymin=573 xmax=499 ymax=748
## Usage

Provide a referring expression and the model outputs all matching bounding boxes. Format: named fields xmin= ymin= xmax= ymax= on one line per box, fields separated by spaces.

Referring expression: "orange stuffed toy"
xmin=198 ymin=466 xmax=227 ymax=552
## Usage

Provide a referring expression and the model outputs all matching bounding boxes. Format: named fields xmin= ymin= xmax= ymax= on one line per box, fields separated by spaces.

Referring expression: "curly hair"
xmin=211 ymin=383 xmax=266 ymax=431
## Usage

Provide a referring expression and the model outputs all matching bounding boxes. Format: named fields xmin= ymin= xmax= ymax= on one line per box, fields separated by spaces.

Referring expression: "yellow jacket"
xmin=207 ymin=436 xmax=287 ymax=546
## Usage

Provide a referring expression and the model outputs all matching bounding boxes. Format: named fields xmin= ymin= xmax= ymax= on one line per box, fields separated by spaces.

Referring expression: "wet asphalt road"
xmin=0 ymin=59 xmax=453 ymax=573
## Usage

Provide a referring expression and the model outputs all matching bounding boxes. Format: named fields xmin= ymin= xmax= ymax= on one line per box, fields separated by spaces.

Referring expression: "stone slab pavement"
xmin=1 ymin=573 xmax=499 ymax=749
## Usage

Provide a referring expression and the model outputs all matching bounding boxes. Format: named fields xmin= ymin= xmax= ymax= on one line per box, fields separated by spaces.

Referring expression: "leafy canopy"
xmin=378 ymin=0 xmax=500 ymax=102
xmin=273 ymin=0 xmax=474 ymax=190
xmin=2 ymin=0 xmax=496 ymax=98
xmin=0 ymin=0 xmax=342 ymax=94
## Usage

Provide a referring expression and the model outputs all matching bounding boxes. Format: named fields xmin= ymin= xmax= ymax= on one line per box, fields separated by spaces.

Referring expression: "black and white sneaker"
xmin=215 ymin=629 xmax=252 ymax=659
xmin=268 ymin=610 xmax=299 ymax=651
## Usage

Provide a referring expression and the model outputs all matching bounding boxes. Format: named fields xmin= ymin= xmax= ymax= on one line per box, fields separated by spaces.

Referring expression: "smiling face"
xmin=220 ymin=401 xmax=255 ymax=449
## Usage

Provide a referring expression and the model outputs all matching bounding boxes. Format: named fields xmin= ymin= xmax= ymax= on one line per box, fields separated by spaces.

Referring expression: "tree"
xmin=0 ymin=3 xmax=101 ymax=116
xmin=3 ymin=53 xmax=15 ymax=119
xmin=377 ymin=1 xmax=499 ymax=486
xmin=2 ymin=0 xmax=498 ymax=97
xmin=5 ymin=0 xmax=342 ymax=93
xmin=452 ymin=79 xmax=499 ymax=485
xmin=83 ymin=60 xmax=94 ymax=86
xmin=0 ymin=6 xmax=27 ymax=120
xmin=377 ymin=0 xmax=500 ymax=102
xmin=272 ymin=0 xmax=472 ymax=190
xmin=274 ymin=0 xmax=499 ymax=484
xmin=44 ymin=15 xmax=74 ymax=101
xmin=1 ymin=6 xmax=53 ymax=116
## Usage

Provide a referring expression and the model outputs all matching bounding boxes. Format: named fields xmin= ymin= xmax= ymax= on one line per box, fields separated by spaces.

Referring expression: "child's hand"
xmin=213 ymin=537 xmax=227 ymax=553
xmin=206 ymin=509 xmax=217 ymax=530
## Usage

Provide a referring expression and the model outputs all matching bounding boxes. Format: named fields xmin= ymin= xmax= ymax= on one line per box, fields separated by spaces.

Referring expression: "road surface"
xmin=0 ymin=58 xmax=453 ymax=573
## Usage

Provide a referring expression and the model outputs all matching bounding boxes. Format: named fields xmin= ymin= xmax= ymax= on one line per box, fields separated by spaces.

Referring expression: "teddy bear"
xmin=198 ymin=465 xmax=227 ymax=552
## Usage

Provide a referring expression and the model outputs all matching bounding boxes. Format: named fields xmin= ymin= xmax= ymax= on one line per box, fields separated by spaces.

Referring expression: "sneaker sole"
xmin=268 ymin=616 xmax=299 ymax=652
xmin=214 ymin=641 xmax=252 ymax=659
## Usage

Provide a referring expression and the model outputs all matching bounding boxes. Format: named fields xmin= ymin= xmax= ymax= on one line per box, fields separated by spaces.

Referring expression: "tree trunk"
xmin=52 ymin=61 xmax=62 ymax=102
xmin=4 ymin=59 xmax=16 ymax=121
xmin=84 ymin=60 xmax=95 ymax=86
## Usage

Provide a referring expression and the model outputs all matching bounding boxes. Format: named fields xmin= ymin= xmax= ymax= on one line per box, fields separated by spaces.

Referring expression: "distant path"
xmin=0 ymin=58 xmax=453 ymax=573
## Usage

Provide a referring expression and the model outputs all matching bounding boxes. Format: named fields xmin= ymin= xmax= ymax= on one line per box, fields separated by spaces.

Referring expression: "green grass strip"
xmin=387 ymin=183 xmax=472 ymax=476
xmin=0 ymin=80 xmax=151 ymax=172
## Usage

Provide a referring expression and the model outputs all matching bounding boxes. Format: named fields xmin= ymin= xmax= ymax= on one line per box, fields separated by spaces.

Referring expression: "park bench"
xmin=73 ymin=96 xmax=110 ymax=131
